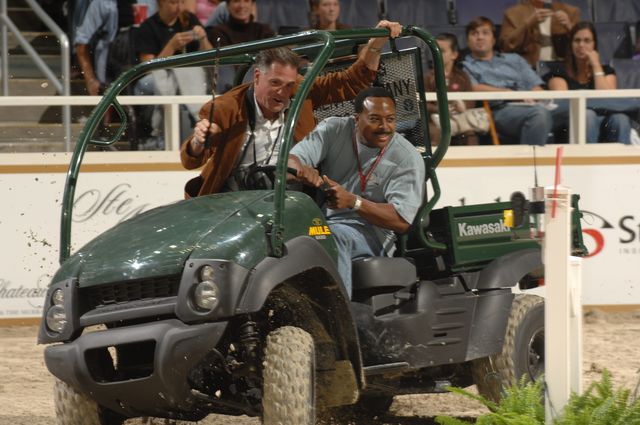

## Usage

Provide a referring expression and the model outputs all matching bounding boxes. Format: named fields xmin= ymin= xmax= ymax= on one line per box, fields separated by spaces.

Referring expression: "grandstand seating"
xmin=256 ymin=0 xmax=310 ymax=34
xmin=455 ymin=0 xmax=515 ymax=27
xmin=562 ymin=0 xmax=593 ymax=22
xmin=593 ymin=22 xmax=633 ymax=63
xmin=610 ymin=59 xmax=640 ymax=89
xmin=340 ymin=0 xmax=380 ymax=28
xmin=386 ymin=0 xmax=450 ymax=28
xmin=593 ymin=0 xmax=640 ymax=23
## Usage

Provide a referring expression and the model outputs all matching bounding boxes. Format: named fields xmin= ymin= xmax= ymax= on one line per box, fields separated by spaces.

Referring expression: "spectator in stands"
xmin=205 ymin=2 xmax=233 ymax=27
xmin=181 ymin=20 xmax=402 ymax=196
xmin=546 ymin=21 xmax=631 ymax=144
xmin=196 ymin=0 xmax=221 ymax=25
xmin=135 ymin=0 xmax=213 ymax=147
xmin=206 ymin=0 xmax=274 ymax=46
xmin=74 ymin=0 xmax=135 ymax=95
xmin=500 ymin=0 xmax=580 ymax=68
xmin=424 ymin=33 xmax=478 ymax=145
xmin=462 ymin=16 xmax=552 ymax=146
xmin=310 ymin=0 xmax=351 ymax=30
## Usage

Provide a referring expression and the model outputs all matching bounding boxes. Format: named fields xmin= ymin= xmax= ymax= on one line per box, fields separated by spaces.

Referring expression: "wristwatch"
xmin=351 ymin=195 xmax=362 ymax=211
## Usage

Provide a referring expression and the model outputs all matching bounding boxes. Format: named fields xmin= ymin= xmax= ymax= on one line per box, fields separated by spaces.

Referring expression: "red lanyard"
xmin=352 ymin=131 xmax=388 ymax=193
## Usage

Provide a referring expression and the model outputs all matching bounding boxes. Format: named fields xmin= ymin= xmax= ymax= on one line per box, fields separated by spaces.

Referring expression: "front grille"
xmin=82 ymin=275 xmax=181 ymax=310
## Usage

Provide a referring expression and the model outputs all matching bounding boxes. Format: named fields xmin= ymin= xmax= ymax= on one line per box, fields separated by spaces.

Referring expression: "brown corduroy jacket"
xmin=500 ymin=2 xmax=581 ymax=67
xmin=180 ymin=58 xmax=376 ymax=196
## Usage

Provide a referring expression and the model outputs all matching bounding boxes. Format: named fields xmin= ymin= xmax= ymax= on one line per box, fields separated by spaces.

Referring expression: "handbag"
xmin=450 ymin=108 xmax=491 ymax=135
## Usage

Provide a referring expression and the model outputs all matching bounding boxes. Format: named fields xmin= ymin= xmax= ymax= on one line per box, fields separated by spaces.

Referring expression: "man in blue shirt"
xmin=288 ymin=87 xmax=425 ymax=296
xmin=462 ymin=16 xmax=552 ymax=146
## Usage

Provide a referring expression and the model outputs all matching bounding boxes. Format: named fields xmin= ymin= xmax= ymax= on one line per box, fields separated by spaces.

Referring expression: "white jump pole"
xmin=543 ymin=181 xmax=582 ymax=424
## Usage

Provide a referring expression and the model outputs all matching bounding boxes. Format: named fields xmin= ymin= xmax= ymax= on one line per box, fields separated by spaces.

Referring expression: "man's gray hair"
xmin=255 ymin=47 xmax=301 ymax=72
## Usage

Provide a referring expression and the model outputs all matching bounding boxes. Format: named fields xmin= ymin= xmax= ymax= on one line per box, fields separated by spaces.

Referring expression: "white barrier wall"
xmin=1 ymin=145 xmax=639 ymax=319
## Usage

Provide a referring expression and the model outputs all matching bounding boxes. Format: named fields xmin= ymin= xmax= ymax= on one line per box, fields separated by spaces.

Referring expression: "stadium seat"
xmin=256 ymin=0 xmax=310 ymax=34
xmin=455 ymin=0 xmax=517 ymax=27
xmin=561 ymin=0 xmax=593 ymax=21
xmin=425 ymin=25 xmax=468 ymax=50
xmin=593 ymin=22 xmax=633 ymax=63
xmin=610 ymin=58 xmax=640 ymax=89
xmin=340 ymin=0 xmax=380 ymax=28
xmin=536 ymin=60 xmax=563 ymax=79
xmin=386 ymin=0 xmax=450 ymax=27
xmin=593 ymin=0 xmax=640 ymax=23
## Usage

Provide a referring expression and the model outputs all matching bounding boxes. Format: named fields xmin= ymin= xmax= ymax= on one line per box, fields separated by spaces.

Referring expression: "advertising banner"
xmin=1 ymin=149 xmax=638 ymax=319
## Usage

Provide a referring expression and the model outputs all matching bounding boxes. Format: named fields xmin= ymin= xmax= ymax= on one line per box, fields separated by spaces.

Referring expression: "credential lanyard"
xmin=352 ymin=131 xmax=387 ymax=193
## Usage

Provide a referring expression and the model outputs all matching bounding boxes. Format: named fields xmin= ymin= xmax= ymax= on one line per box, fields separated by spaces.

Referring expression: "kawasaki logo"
xmin=458 ymin=219 xmax=510 ymax=237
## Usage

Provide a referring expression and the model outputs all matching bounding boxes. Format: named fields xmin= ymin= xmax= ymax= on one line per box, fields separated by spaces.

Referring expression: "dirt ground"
xmin=0 ymin=310 xmax=638 ymax=425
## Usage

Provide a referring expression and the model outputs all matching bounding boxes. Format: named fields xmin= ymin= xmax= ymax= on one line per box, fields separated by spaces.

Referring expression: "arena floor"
xmin=0 ymin=310 xmax=638 ymax=424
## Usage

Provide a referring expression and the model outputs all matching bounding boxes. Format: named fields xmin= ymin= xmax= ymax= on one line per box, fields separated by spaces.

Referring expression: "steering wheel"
xmin=242 ymin=165 xmax=299 ymax=190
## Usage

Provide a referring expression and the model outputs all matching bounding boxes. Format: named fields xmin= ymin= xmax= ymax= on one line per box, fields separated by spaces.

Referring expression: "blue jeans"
xmin=586 ymin=110 xmax=631 ymax=144
xmin=329 ymin=220 xmax=385 ymax=297
xmin=493 ymin=103 xmax=552 ymax=146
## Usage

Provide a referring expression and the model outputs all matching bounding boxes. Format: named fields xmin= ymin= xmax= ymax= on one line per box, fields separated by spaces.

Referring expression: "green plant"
xmin=435 ymin=375 xmax=544 ymax=425
xmin=435 ymin=370 xmax=640 ymax=425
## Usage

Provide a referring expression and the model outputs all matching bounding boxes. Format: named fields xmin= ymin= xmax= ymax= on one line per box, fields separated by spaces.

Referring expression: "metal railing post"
xmin=1 ymin=0 xmax=9 ymax=95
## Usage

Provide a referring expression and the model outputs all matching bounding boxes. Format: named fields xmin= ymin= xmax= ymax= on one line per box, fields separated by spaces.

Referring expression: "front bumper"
xmin=44 ymin=319 xmax=227 ymax=419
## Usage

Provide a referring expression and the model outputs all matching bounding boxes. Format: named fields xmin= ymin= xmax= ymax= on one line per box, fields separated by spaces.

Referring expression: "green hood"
xmin=54 ymin=192 xmax=274 ymax=287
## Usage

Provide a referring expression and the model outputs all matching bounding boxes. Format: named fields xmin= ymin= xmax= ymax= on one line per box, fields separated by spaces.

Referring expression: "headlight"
xmin=45 ymin=305 xmax=67 ymax=333
xmin=51 ymin=288 xmax=64 ymax=306
xmin=193 ymin=280 xmax=220 ymax=311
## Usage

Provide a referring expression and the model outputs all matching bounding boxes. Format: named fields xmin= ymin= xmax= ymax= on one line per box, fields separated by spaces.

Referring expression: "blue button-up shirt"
xmin=462 ymin=52 xmax=543 ymax=91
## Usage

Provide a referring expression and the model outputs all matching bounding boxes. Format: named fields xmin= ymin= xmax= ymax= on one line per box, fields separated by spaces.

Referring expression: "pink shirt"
xmin=196 ymin=0 xmax=218 ymax=25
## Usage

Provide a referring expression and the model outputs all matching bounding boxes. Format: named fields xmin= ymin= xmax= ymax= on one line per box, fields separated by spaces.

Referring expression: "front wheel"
xmin=262 ymin=326 xmax=316 ymax=424
xmin=471 ymin=294 xmax=544 ymax=402
xmin=54 ymin=378 xmax=125 ymax=425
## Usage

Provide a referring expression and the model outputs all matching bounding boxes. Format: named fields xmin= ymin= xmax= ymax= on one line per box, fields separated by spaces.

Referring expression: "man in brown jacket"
xmin=500 ymin=0 xmax=581 ymax=67
xmin=180 ymin=20 xmax=402 ymax=196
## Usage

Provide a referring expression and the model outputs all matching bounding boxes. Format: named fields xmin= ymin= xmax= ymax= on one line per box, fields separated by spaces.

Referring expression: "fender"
xmin=235 ymin=235 xmax=364 ymax=388
xmin=473 ymin=247 xmax=542 ymax=290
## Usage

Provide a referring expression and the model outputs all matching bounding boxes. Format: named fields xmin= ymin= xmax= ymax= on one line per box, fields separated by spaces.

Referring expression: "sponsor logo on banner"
xmin=581 ymin=210 xmax=640 ymax=258
xmin=74 ymin=183 xmax=150 ymax=224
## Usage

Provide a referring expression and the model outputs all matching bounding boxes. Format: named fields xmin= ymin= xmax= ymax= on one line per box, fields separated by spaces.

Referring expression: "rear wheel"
xmin=262 ymin=326 xmax=316 ymax=424
xmin=471 ymin=294 xmax=544 ymax=402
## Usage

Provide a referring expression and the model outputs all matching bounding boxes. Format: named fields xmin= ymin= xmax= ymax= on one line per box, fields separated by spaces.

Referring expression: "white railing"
xmin=0 ymin=89 xmax=639 ymax=151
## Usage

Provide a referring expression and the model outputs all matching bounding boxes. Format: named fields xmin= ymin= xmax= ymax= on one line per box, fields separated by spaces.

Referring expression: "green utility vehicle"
xmin=38 ymin=27 xmax=586 ymax=424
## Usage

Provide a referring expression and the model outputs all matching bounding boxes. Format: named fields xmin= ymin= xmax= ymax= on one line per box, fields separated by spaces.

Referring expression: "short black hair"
xmin=354 ymin=86 xmax=396 ymax=113
xmin=436 ymin=33 xmax=459 ymax=53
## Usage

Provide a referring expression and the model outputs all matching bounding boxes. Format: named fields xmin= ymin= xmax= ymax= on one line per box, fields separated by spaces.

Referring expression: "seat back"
xmin=455 ymin=0 xmax=516 ymax=26
xmin=339 ymin=0 xmax=380 ymax=28
xmin=593 ymin=0 xmax=640 ymax=22
xmin=562 ymin=0 xmax=593 ymax=21
xmin=256 ymin=0 xmax=310 ymax=34
xmin=593 ymin=22 xmax=633 ymax=63
xmin=610 ymin=58 xmax=640 ymax=89
xmin=386 ymin=0 xmax=450 ymax=27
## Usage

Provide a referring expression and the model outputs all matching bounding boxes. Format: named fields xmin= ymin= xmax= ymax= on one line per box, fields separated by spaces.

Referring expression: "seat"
xmin=610 ymin=58 xmax=640 ymax=89
xmin=562 ymin=0 xmax=593 ymax=21
xmin=593 ymin=0 xmax=640 ymax=22
xmin=256 ymin=0 xmax=310 ymax=34
xmin=386 ymin=0 xmax=450 ymax=27
xmin=593 ymin=22 xmax=633 ymax=63
xmin=340 ymin=0 xmax=380 ymax=28
xmin=455 ymin=0 xmax=517 ymax=27
xmin=352 ymin=257 xmax=418 ymax=291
